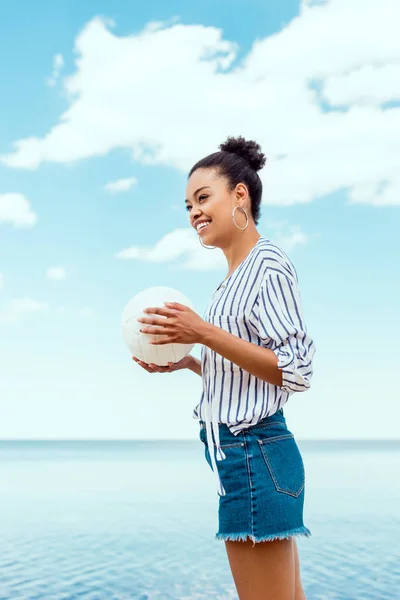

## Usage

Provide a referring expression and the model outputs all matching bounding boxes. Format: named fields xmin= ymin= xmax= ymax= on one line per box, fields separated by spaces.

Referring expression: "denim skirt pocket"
xmin=258 ymin=433 xmax=305 ymax=498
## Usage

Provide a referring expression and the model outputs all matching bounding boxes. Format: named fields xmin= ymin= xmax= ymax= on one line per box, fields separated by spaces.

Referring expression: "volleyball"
xmin=121 ymin=286 xmax=196 ymax=366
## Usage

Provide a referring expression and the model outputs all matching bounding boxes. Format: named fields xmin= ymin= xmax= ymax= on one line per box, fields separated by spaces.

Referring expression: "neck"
xmin=220 ymin=226 xmax=261 ymax=279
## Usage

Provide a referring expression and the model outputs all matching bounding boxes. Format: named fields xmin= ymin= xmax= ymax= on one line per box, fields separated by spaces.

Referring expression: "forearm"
xmin=199 ymin=322 xmax=283 ymax=387
xmin=187 ymin=355 xmax=202 ymax=376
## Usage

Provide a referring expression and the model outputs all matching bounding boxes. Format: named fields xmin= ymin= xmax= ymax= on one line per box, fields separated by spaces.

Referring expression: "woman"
xmin=134 ymin=136 xmax=316 ymax=600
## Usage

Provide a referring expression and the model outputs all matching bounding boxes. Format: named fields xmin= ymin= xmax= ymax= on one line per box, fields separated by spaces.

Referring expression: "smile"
xmin=196 ymin=221 xmax=211 ymax=233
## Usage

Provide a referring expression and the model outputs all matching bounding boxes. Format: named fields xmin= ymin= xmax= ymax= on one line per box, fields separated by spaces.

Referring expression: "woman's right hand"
xmin=132 ymin=354 xmax=194 ymax=374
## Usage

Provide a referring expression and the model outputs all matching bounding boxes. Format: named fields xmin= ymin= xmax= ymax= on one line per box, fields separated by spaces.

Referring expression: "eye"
xmin=185 ymin=195 xmax=208 ymax=212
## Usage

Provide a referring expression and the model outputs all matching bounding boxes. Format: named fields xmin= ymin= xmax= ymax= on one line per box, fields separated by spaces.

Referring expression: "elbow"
xmin=274 ymin=337 xmax=316 ymax=393
xmin=280 ymin=368 xmax=313 ymax=394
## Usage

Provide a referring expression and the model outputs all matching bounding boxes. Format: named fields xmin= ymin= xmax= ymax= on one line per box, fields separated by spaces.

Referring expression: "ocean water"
xmin=0 ymin=439 xmax=399 ymax=600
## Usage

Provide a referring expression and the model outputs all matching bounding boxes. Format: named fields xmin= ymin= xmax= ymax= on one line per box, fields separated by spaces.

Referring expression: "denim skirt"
xmin=199 ymin=408 xmax=311 ymax=544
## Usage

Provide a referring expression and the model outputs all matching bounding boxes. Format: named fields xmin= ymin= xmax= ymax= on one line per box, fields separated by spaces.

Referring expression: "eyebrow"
xmin=185 ymin=186 xmax=211 ymax=204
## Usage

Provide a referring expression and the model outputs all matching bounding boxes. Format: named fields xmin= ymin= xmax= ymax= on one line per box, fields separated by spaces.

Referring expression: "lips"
xmin=196 ymin=220 xmax=211 ymax=234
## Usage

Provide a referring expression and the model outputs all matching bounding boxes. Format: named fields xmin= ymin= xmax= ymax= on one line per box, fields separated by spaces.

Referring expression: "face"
xmin=185 ymin=168 xmax=249 ymax=246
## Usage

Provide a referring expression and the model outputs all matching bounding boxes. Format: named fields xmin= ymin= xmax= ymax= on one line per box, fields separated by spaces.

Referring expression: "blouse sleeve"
xmin=252 ymin=268 xmax=316 ymax=394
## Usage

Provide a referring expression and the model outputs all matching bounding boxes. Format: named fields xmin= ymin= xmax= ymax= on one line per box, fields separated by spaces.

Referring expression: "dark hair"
xmin=188 ymin=135 xmax=267 ymax=225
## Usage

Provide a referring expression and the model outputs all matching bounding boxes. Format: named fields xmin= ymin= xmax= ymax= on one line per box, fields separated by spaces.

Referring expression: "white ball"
xmin=121 ymin=286 xmax=196 ymax=366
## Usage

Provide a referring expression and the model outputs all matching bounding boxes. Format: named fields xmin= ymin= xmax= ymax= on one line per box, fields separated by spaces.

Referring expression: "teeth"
xmin=196 ymin=221 xmax=211 ymax=232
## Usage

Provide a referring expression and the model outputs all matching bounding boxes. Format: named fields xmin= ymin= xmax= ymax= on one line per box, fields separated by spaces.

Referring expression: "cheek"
xmin=215 ymin=205 xmax=233 ymax=224
xmin=209 ymin=197 xmax=230 ymax=219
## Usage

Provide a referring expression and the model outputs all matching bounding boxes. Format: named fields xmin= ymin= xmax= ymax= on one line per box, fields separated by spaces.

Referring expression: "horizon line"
xmin=0 ymin=438 xmax=399 ymax=443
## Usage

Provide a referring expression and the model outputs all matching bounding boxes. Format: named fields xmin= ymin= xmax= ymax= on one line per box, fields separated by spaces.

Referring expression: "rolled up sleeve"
xmin=255 ymin=268 xmax=316 ymax=394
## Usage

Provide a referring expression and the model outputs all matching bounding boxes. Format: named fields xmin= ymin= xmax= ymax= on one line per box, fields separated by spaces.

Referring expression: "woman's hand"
xmin=132 ymin=354 xmax=194 ymax=374
xmin=136 ymin=302 xmax=209 ymax=345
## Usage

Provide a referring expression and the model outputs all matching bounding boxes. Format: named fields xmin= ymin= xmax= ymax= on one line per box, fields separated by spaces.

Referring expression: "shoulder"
xmin=255 ymin=237 xmax=298 ymax=282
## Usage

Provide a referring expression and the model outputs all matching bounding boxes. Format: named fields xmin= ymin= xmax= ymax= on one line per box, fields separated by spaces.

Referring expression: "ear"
xmin=233 ymin=183 xmax=248 ymax=207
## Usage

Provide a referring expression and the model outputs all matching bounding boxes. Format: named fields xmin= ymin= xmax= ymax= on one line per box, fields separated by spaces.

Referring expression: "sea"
xmin=0 ymin=439 xmax=399 ymax=600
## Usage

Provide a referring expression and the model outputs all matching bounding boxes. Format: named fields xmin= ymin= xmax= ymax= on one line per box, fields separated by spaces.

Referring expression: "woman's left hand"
xmin=137 ymin=302 xmax=209 ymax=345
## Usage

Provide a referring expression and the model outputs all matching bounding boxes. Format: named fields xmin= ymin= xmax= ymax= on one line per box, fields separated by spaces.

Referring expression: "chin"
xmin=202 ymin=235 xmax=217 ymax=247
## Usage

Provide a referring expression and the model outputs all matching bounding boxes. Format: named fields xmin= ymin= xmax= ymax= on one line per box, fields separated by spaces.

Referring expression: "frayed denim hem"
xmin=215 ymin=526 xmax=311 ymax=547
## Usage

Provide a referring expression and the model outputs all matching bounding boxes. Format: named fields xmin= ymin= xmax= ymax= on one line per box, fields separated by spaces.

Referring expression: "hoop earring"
xmin=199 ymin=236 xmax=216 ymax=249
xmin=232 ymin=205 xmax=249 ymax=230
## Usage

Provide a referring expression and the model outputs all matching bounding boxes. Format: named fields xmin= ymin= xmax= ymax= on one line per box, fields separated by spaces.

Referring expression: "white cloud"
xmin=265 ymin=219 xmax=316 ymax=252
xmin=1 ymin=1 xmax=399 ymax=206
xmin=275 ymin=230 xmax=310 ymax=252
xmin=46 ymin=53 xmax=65 ymax=87
xmin=0 ymin=193 xmax=37 ymax=228
xmin=144 ymin=16 xmax=180 ymax=32
xmin=104 ymin=177 xmax=137 ymax=193
xmin=114 ymin=222 xmax=312 ymax=271
xmin=114 ymin=228 xmax=220 ymax=271
xmin=0 ymin=297 xmax=49 ymax=324
xmin=47 ymin=266 xmax=67 ymax=281
xmin=322 ymin=64 xmax=400 ymax=107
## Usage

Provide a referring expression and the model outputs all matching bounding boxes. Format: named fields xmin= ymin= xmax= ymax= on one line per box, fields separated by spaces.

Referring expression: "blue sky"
xmin=0 ymin=0 xmax=399 ymax=440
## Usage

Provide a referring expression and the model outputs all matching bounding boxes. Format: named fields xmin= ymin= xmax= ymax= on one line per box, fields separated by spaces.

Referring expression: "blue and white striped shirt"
xmin=193 ymin=235 xmax=316 ymax=496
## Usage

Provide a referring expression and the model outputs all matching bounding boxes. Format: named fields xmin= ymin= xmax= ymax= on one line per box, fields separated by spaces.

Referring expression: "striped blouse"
xmin=193 ymin=235 xmax=316 ymax=496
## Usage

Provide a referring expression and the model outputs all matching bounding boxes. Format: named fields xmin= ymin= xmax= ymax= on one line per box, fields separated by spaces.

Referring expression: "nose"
xmin=190 ymin=205 xmax=203 ymax=225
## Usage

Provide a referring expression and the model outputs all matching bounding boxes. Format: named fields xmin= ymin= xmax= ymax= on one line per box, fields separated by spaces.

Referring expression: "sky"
xmin=0 ymin=0 xmax=399 ymax=440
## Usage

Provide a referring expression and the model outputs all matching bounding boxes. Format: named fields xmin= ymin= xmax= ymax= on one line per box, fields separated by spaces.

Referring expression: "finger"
xmin=140 ymin=326 xmax=171 ymax=335
xmin=149 ymin=363 xmax=172 ymax=373
xmin=138 ymin=315 xmax=170 ymax=325
xmin=148 ymin=363 xmax=165 ymax=372
xmin=163 ymin=302 xmax=186 ymax=311
xmin=149 ymin=338 xmax=174 ymax=345
xmin=132 ymin=357 xmax=151 ymax=370
xmin=142 ymin=307 xmax=176 ymax=317
xmin=137 ymin=359 xmax=156 ymax=372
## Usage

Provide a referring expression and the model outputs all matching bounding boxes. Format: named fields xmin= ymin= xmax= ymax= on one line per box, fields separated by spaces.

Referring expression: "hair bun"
xmin=219 ymin=136 xmax=266 ymax=172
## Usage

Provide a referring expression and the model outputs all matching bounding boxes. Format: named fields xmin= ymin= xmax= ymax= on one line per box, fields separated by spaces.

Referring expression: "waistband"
xmin=199 ymin=408 xmax=285 ymax=430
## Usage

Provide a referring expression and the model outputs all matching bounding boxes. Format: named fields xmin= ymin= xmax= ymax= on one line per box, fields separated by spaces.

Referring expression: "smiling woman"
xmin=185 ymin=136 xmax=266 ymax=251
xmin=133 ymin=135 xmax=316 ymax=600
